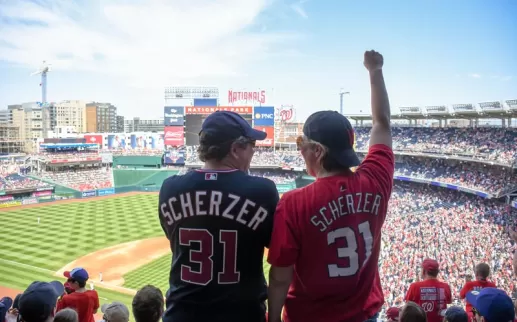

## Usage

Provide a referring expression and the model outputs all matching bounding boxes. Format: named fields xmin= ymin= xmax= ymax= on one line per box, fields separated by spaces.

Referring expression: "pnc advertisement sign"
xmin=228 ymin=90 xmax=266 ymax=105
xmin=253 ymin=106 xmax=275 ymax=126
xmin=253 ymin=126 xmax=274 ymax=147
xmin=164 ymin=106 xmax=185 ymax=126
xmin=164 ymin=126 xmax=185 ymax=146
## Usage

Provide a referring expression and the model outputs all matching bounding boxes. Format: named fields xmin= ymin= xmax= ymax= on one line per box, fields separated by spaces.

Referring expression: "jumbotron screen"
xmin=184 ymin=107 xmax=253 ymax=146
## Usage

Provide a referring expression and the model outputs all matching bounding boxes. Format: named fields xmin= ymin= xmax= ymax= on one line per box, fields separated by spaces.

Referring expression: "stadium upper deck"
xmin=346 ymin=99 xmax=517 ymax=126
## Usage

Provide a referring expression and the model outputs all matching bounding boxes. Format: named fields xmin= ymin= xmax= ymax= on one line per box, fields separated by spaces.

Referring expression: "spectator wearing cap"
xmin=56 ymin=268 xmax=99 ymax=322
xmin=386 ymin=307 xmax=400 ymax=322
xmin=466 ymin=288 xmax=515 ymax=322
xmin=459 ymin=263 xmax=496 ymax=321
xmin=5 ymin=294 xmax=21 ymax=322
xmin=18 ymin=281 xmax=65 ymax=322
xmin=101 ymin=302 xmax=129 ymax=322
xmin=132 ymin=285 xmax=164 ymax=322
xmin=405 ymin=259 xmax=452 ymax=322
xmin=0 ymin=297 xmax=13 ymax=322
xmin=400 ymin=302 xmax=427 ymax=322
xmin=443 ymin=307 xmax=468 ymax=322
xmin=53 ymin=308 xmax=78 ymax=322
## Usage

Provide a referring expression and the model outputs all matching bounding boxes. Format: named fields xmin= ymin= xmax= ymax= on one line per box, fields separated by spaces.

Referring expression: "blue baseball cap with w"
xmin=201 ymin=111 xmax=267 ymax=143
xmin=466 ymin=288 xmax=514 ymax=322
xmin=19 ymin=281 xmax=65 ymax=322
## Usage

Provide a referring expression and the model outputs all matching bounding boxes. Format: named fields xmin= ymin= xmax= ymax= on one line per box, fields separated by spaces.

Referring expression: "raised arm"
xmin=364 ymin=50 xmax=392 ymax=148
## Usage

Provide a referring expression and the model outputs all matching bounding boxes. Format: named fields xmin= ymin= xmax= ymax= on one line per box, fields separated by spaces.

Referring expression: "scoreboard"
xmin=184 ymin=106 xmax=253 ymax=145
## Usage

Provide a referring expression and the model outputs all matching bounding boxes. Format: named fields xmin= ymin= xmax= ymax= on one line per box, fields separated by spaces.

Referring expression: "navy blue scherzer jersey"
xmin=159 ymin=169 xmax=279 ymax=322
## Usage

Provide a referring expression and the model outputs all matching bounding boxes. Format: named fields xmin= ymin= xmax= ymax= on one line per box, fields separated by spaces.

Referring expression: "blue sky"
xmin=0 ymin=0 xmax=516 ymax=122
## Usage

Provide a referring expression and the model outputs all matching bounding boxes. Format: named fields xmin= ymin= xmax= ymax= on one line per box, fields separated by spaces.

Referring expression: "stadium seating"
xmin=37 ymin=168 xmax=113 ymax=191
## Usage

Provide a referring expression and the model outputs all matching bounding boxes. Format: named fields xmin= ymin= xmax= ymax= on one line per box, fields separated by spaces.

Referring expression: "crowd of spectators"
xmin=355 ymin=126 xmax=517 ymax=165
xmin=380 ymin=182 xmax=516 ymax=312
xmin=36 ymin=151 xmax=101 ymax=162
xmin=36 ymin=167 xmax=113 ymax=191
xmin=0 ymin=164 xmax=50 ymax=191
xmin=395 ymin=157 xmax=517 ymax=194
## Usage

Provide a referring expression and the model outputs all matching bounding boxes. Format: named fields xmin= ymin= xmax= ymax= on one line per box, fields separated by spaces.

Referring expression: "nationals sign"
xmin=253 ymin=126 xmax=274 ymax=147
xmin=278 ymin=105 xmax=295 ymax=123
xmin=164 ymin=126 xmax=185 ymax=146
xmin=228 ymin=90 xmax=266 ymax=104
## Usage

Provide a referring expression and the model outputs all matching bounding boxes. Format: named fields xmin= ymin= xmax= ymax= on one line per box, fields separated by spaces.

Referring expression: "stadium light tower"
xmin=31 ymin=61 xmax=52 ymax=104
xmin=339 ymin=89 xmax=350 ymax=115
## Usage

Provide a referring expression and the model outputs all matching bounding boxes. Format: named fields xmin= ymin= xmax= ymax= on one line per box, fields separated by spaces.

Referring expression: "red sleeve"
xmin=267 ymin=194 xmax=299 ymax=267
xmin=405 ymin=284 xmax=416 ymax=302
xmin=356 ymin=144 xmax=394 ymax=198
xmin=93 ymin=291 xmax=99 ymax=310
xmin=56 ymin=296 xmax=65 ymax=312
xmin=459 ymin=282 xmax=470 ymax=299
xmin=446 ymin=284 xmax=452 ymax=304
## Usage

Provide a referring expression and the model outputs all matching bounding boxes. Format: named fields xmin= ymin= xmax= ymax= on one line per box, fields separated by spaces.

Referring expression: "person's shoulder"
xmin=245 ymin=175 xmax=277 ymax=190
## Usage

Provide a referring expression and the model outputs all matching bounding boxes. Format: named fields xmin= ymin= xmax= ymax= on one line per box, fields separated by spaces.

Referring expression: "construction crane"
xmin=31 ymin=61 xmax=52 ymax=104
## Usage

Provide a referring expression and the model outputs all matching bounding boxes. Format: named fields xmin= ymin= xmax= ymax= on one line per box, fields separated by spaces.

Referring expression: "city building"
xmin=85 ymin=102 xmax=118 ymax=133
xmin=116 ymin=115 xmax=125 ymax=132
xmin=0 ymin=124 xmax=24 ymax=154
xmin=8 ymin=102 xmax=51 ymax=152
xmin=275 ymin=122 xmax=303 ymax=144
xmin=50 ymin=100 xmax=87 ymax=133
xmin=124 ymin=117 xmax=164 ymax=132
xmin=0 ymin=110 xmax=9 ymax=124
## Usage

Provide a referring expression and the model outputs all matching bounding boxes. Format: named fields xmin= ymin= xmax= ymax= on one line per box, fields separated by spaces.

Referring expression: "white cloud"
xmin=468 ymin=73 xmax=481 ymax=78
xmin=0 ymin=0 xmax=299 ymax=87
xmin=501 ymin=75 xmax=513 ymax=81
xmin=290 ymin=0 xmax=308 ymax=19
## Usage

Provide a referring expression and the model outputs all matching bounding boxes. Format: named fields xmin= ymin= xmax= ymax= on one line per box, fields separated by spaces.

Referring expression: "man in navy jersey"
xmin=159 ymin=111 xmax=279 ymax=322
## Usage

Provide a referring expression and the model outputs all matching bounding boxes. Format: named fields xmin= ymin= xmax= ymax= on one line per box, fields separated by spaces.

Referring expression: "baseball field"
xmin=0 ymin=192 xmax=272 ymax=319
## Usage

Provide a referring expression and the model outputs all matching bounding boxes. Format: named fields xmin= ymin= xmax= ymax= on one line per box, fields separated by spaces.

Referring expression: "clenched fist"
xmin=364 ymin=50 xmax=383 ymax=71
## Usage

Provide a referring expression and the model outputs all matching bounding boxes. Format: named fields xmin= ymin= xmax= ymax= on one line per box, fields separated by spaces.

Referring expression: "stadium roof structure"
xmin=346 ymin=99 xmax=517 ymax=121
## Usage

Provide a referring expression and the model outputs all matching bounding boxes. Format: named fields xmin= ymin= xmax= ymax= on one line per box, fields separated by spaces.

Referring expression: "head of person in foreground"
xmin=197 ymin=111 xmax=267 ymax=172
xmin=18 ymin=281 xmax=65 ymax=322
xmin=466 ymin=287 xmax=515 ymax=322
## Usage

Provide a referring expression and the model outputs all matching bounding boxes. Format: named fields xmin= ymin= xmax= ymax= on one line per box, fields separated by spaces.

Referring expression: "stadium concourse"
xmin=0 ymin=124 xmax=517 ymax=321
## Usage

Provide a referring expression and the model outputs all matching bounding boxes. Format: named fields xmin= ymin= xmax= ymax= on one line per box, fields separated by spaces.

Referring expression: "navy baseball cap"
xmin=444 ymin=306 xmax=468 ymax=322
xmin=64 ymin=267 xmax=89 ymax=282
xmin=466 ymin=288 xmax=514 ymax=322
xmin=19 ymin=281 xmax=65 ymax=322
xmin=303 ymin=111 xmax=360 ymax=168
xmin=200 ymin=111 xmax=267 ymax=143
xmin=0 ymin=297 xmax=13 ymax=320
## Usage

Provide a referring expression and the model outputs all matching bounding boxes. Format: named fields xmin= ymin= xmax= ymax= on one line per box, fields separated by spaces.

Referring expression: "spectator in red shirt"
xmin=405 ymin=259 xmax=452 ymax=322
xmin=56 ymin=268 xmax=99 ymax=322
xmin=459 ymin=263 xmax=496 ymax=321
xmin=267 ymin=50 xmax=394 ymax=322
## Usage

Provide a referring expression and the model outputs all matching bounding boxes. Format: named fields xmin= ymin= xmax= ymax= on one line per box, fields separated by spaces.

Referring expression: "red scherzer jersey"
xmin=405 ymin=279 xmax=452 ymax=322
xmin=267 ymin=144 xmax=395 ymax=322
xmin=460 ymin=280 xmax=496 ymax=320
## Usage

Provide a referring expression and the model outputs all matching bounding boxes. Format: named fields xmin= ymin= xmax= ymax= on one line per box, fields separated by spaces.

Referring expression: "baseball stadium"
xmin=1 ymin=98 xmax=517 ymax=322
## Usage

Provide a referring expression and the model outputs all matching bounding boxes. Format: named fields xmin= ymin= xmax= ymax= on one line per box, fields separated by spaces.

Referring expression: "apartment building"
xmin=0 ymin=124 xmax=24 ymax=154
xmin=116 ymin=115 xmax=125 ymax=132
xmin=85 ymin=102 xmax=118 ymax=132
xmin=7 ymin=103 xmax=51 ymax=152
xmin=0 ymin=110 xmax=9 ymax=124
xmin=50 ymin=100 xmax=87 ymax=133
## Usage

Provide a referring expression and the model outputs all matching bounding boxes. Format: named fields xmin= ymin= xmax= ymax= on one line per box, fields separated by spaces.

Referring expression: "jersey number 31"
xmin=179 ymin=228 xmax=240 ymax=285
xmin=327 ymin=221 xmax=374 ymax=277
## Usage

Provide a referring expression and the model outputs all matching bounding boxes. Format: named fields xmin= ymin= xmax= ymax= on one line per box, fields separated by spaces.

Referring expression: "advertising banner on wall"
xmin=82 ymin=190 xmax=97 ymax=198
xmin=108 ymin=135 xmax=126 ymax=149
xmin=186 ymin=106 xmax=252 ymax=115
xmin=32 ymin=191 xmax=52 ymax=197
xmin=151 ymin=134 xmax=164 ymax=150
xmin=253 ymin=126 xmax=274 ymax=147
xmin=130 ymin=134 xmax=147 ymax=149
xmin=164 ymin=106 xmax=185 ymax=126
xmin=0 ymin=195 xmax=14 ymax=201
xmin=253 ymin=106 xmax=275 ymax=126
xmin=22 ymin=197 xmax=39 ymax=205
xmin=98 ymin=188 xmax=115 ymax=196
xmin=164 ymin=149 xmax=186 ymax=165
xmin=84 ymin=134 xmax=103 ymax=147
xmin=0 ymin=200 xmax=22 ymax=208
xmin=164 ymin=126 xmax=185 ymax=146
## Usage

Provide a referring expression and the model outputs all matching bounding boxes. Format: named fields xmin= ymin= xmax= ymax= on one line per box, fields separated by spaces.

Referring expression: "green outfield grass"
xmin=0 ymin=194 xmax=162 ymax=293
xmin=123 ymin=253 xmax=272 ymax=292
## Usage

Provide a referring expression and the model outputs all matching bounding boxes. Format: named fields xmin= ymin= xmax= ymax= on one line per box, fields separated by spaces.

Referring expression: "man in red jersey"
xmin=267 ymin=50 xmax=394 ymax=322
xmin=405 ymin=259 xmax=452 ymax=322
xmin=56 ymin=268 xmax=99 ymax=322
xmin=459 ymin=263 xmax=496 ymax=322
